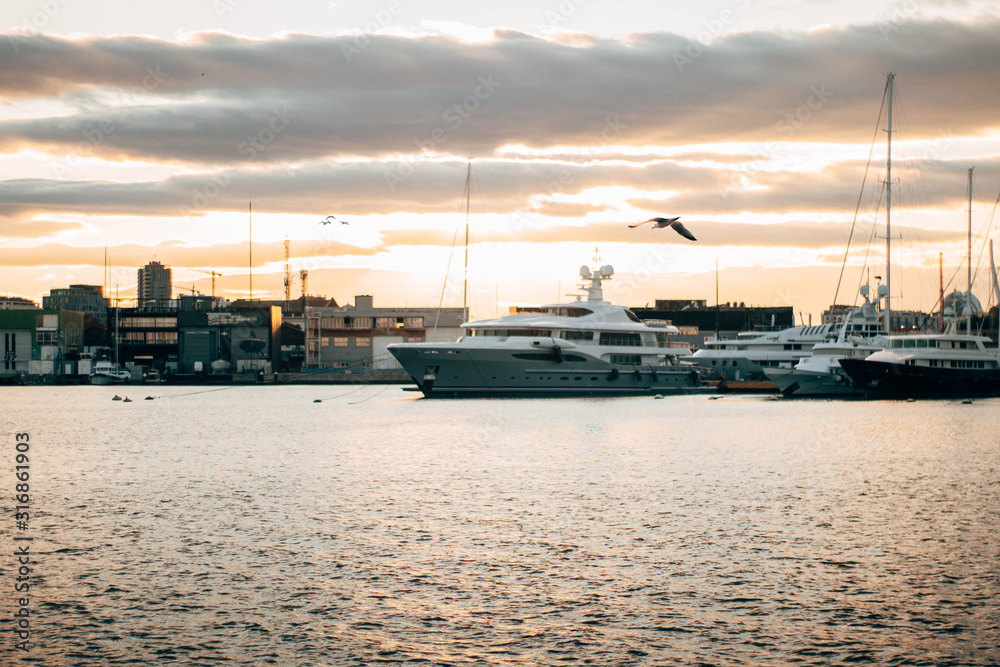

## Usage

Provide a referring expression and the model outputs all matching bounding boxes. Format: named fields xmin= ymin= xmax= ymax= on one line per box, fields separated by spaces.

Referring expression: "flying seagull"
xmin=628 ymin=216 xmax=696 ymax=241
xmin=320 ymin=215 xmax=349 ymax=225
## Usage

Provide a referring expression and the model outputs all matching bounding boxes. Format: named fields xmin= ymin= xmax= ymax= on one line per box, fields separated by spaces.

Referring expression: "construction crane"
xmin=299 ymin=269 xmax=308 ymax=299
xmin=283 ymin=239 xmax=292 ymax=308
xmin=173 ymin=284 xmax=199 ymax=295
xmin=193 ymin=269 xmax=223 ymax=297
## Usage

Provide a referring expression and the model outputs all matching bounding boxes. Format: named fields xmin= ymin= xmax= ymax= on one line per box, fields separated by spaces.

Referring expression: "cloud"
xmin=1 ymin=20 xmax=999 ymax=165
xmin=0 ymin=238 xmax=379 ymax=269
xmin=0 ymin=155 xmax=996 ymax=228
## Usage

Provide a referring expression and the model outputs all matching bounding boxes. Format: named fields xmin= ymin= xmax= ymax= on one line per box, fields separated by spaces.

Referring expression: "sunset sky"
xmin=2 ymin=0 xmax=1000 ymax=320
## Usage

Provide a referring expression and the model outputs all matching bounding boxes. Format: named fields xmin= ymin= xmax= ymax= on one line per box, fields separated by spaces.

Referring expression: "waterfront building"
xmin=0 ymin=309 xmax=85 ymax=379
xmin=137 ymin=260 xmax=172 ymax=305
xmin=0 ymin=296 xmax=39 ymax=310
xmin=43 ymin=284 xmax=110 ymax=325
xmin=112 ymin=296 xmax=281 ymax=375
xmin=304 ymin=295 xmax=464 ymax=370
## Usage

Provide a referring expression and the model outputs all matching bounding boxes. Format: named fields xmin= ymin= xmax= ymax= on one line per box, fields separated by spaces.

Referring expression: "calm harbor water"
xmin=2 ymin=385 xmax=999 ymax=666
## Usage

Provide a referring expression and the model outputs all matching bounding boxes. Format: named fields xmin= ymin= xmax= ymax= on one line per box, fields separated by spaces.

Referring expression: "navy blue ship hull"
xmin=839 ymin=358 xmax=1000 ymax=399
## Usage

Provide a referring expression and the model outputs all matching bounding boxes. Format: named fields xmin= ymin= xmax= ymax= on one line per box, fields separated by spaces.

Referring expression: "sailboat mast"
xmin=249 ymin=199 xmax=253 ymax=302
xmin=939 ymin=252 xmax=944 ymax=332
xmin=884 ymin=72 xmax=894 ymax=335
xmin=463 ymin=160 xmax=471 ymax=323
xmin=967 ymin=167 xmax=974 ymax=333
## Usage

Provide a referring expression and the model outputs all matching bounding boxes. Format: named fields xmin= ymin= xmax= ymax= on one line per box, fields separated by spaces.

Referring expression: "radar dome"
xmin=877 ymin=284 xmax=889 ymax=297
xmin=600 ymin=265 xmax=614 ymax=277
xmin=580 ymin=265 xmax=591 ymax=279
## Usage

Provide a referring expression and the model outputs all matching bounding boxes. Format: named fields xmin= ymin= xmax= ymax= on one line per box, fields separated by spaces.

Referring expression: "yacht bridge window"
xmin=599 ymin=332 xmax=642 ymax=347
xmin=472 ymin=328 xmax=553 ymax=337
xmin=560 ymin=331 xmax=594 ymax=341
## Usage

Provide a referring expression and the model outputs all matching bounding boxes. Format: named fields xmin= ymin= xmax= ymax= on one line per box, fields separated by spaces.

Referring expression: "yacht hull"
xmin=390 ymin=346 xmax=706 ymax=398
xmin=839 ymin=359 xmax=1000 ymax=398
xmin=768 ymin=367 xmax=863 ymax=398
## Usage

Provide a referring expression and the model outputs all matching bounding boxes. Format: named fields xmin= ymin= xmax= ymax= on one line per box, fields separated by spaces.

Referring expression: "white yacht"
xmin=839 ymin=314 xmax=1000 ymax=399
xmin=766 ymin=284 xmax=888 ymax=397
xmin=689 ymin=323 xmax=838 ymax=383
xmin=388 ymin=264 xmax=707 ymax=397
xmin=89 ymin=360 xmax=131 ymax=385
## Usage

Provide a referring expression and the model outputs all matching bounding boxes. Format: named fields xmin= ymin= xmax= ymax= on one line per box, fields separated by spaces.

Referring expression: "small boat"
xmin=767 ymin=285 xmax=888 ymax=398
xmin=143 ymin=368 xmax=167 ymax=384
xmin=211 ymin=358 xmax=232 ymax=373
xmin=89 ymin=361 xmax=131 ymax=385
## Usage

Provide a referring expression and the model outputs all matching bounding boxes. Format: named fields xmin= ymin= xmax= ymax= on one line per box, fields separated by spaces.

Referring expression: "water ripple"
xmin=1 ymin=387 xmax=998 ymax=665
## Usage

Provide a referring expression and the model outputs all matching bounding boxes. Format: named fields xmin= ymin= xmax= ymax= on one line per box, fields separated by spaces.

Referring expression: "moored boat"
xmin=388 ymin=263 xmax=707 ymax=397
xmin=89 ymin=360 xmax=131 ymax=385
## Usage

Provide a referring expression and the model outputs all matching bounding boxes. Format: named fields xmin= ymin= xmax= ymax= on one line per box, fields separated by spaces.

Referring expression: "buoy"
xmin=122 ymin=396 xmax=132 ymax=403
xmin=313 ymin=399 xmax=322 ymax=403
xmin=112 ymin=395 xmax=122 ymax=401
xmin=654 ymin=394 xmax=664 ymax=399
xmin=145 ymin=396 xmax=155 ymax=400
xmin=962 ymin=399 xmax=973 ymax=404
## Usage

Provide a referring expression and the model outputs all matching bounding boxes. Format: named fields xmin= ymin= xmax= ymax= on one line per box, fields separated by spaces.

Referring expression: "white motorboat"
xmin=767 ymin=284 xmax=888 ymax=397
xmin=89 ymin=360 xmax=131 ymax=385
xmin=689 ymin=323 xmax=837 ymax=383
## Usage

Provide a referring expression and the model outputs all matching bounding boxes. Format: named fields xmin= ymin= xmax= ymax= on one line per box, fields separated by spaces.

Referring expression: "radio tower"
xmin=299 ymin=269 xmax=309 ymax=300
xmin=283 ymin=238 xmax=292 ymax=311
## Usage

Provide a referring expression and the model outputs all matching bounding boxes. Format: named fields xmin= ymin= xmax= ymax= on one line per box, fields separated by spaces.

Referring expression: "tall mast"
xmin=967 ymin=166 xmax=974 ymax=333
xmin=463 ymin=160 xmax=471 ymax=323
xmin=715 ymin=254 xmax=720 ymax=339
xmin=938 ymin=252 xmax=944 ymax=332
xmin=884 ymin=72 xmax=894 ymax=334
xmin=249 ymin=198 xmax=253 ymax=301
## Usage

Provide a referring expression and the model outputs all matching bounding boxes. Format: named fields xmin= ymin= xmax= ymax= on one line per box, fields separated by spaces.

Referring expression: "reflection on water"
xmin=2 ymin=386 xmax=998 ymax=665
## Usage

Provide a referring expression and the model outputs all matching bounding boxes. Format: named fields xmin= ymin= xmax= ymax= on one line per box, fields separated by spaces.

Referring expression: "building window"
xmin=36 ymin=331 xmax=58 ymax=345
xmin=404 ymin=317 xmax=423 ymax=328
xmin=352 ymin=318 xmax=372 ymax=329
xmin=308 ymin=341 xmax=318 ymax=351
xmin=375 ymin=317 xmax=395 ymax=328
xmin=147 ymin=331 xmax=177 ymax=344
xmin=355 ymin=337 xmax=371 ymax=347
xmin=333 ymin=337 xmax=348 ymax=347
xmin=321 ymin=337 xmax=330 ymax=347
xmin=321 ymin=317 xmax=345 ymax=329
xmin=406 ymin=336 xmax=423 ymax=342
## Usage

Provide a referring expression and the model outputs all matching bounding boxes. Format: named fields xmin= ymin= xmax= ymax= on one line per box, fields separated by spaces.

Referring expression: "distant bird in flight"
xmin=320 ymin=215 xmax=349 ymax=225
xmin=628 ymin=216 xmax=696 ymax=241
